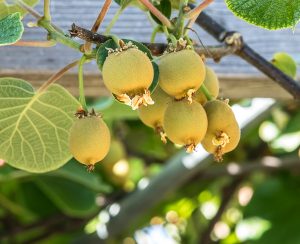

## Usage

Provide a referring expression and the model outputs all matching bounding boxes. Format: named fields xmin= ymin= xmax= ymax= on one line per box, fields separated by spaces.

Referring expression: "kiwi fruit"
xmin=163 ymin=99 xmax=208 ymax=152
xmin=195 ymin=66 xmax=219 ymax=105
xmin=158 ymin=49 xmax=206 ymax=101
xmin=102 ymin=47 xmax=154 ymax=109
xmin=101 ymin=139 xmax=129 ymax=186
xmin=69 ymin=115 xmax=110 ymax=170
xmin=138 ymin=86 xmax=172 ymax=142
xmin=201 ymin=100 xmax=240 ymax=161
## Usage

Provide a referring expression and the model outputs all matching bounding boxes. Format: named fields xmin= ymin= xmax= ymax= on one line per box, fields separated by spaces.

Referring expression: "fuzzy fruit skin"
xmin=102 ymin=48 xmax=154 ymax=96
xmin=138 ymin=86 xmax=172 ymax=129
xmin=195 ymin=66 xmax=219 ymax=105
xmin=202 ymin=100 xmax=240 ymax=154
xmin=69 ymin=116 xmax=111 ymax=165
xmin=158 ymin=49 xmax=206 ymax=99
xmin=163 ymin=99 xmax=208 ymax=146
xmin=100 ymin=140 xmax=129 ymax=186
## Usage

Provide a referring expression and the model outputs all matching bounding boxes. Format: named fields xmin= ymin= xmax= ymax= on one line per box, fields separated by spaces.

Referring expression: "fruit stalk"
xmin=200 ymin=84 xmax=214 ymax=101
xmin=44 ymin=0 xmax=51 ymax=21
xmin=38 ymin=60 xmax=80 ymax=93
xmin=12 ymin=40 xmax=56 ymax=47
xmin=173 ymin=0 xmax=189 ymax=39
xmin=104 ymin=7 xmax=123 ymax=35
xmin=78 ymin=56 xmax=88 ymax=111
xmin=84 ymin=0 xmax=112 ymax=52
xmin=17 ymin=0 xmax=83 ymax=52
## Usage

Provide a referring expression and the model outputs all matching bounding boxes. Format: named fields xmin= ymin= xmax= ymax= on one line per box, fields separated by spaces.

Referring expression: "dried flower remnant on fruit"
xmin=212 ymin=131 xmax=230 ymax=162
xmin=103 ymin=44 xmax=154 ymax=110
xmin=138 ymin=87 xmax=172 ymax=142
xmin=202 ymin=100 xmax=240 ymax=162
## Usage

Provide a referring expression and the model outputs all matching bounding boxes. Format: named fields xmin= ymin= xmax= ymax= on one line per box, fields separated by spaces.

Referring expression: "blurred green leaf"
xmin=244 ymin=174 xmax=300 ymax=243
xmin=271 ymin=52 xmax=297 ymax=78
xmin=100 ymin=101 xmax=138 ymax=120
xmin=35 ymin=176 xmax=98 ymax=217
xmin=48 ymin=160 xmax=111 ymax=193
xmin=0 ymin=0 xmax=39 ymax=19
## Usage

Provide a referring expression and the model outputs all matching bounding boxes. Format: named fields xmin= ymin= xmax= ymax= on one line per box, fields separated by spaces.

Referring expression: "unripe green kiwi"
xmin=163 ymin=99 xmax=208 ymax=152
xmin=195 ymin=66 xmax=219 ymax=105
xmin=158 ymin=49 xmax=206 ymax=100
xmin=138 ymin=86 xmax=171 ymax=134
xmin=69 ymin=116 xmax=111 ymax=169
xmin=101 ymin=139 xmax=129 ymax=186
xmin=201 ymin=100 xmax=240 ymax=161
xmin=102 ymin=48 xmax=154 ymax=97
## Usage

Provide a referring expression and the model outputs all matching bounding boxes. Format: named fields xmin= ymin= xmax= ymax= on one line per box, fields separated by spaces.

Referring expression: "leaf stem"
xmin=104 ymin=7 xmax=123 ymax=35
xmin=138 ymin=0 xmax=172 ymax=28
xmin=84 ymin=0 xmax=112 ymax=52
xmin=16 ymin=0 xmax=81 ymax=51
xmin=185 ymin=0 xmax=214 ymax=19
xmin=200 ymin=84 xmax=214 ymax=101
xmin=12 ymin=40 xmax=56 ymax=47
xmin=44 ymin=0 xmax=51 ymax=21
xmin=16 ymin=0 xmax=42 ymax=19
xmin=151 ymin=26 xmax=161 ymax=43
xmin=109 ymin=34 xmax=121 ymax=47
xmin=174 ymin=0 xmax=188 ymax=39
xmin=38 ymin=60 xmax=79 ymax=93
xmin=38 ymin=19 xmax=83 ymax=51
xmin=78 ymin=56 xmax=88 ymax=111
xmin=184 ymin=0 xmax=214 ymax=32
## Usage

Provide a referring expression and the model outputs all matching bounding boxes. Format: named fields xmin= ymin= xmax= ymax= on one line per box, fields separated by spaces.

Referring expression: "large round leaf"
xmin=0 ymin=13 xmax=24 ymax=46
xmin=226 ymin=0 xmax=300 ymax=30
xmin=0 ymin=78 xmax=80 ymax=173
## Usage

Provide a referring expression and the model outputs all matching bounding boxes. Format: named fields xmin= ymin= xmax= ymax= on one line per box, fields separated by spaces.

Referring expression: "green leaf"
xmin=0 ymin=78 xmax=80 ymax=173
xmin=0 ymin=12 xmax=23 ymax=46
xmin=35 ymin=176 xmax=98 ymax=217
xmin=100 ymin=101 xmax=138 ymax=120
xmin=244 ymin=174 xmax=300 ymax=244
xmin=48 ymin=160 xmax=112 ymax=193
xmin=150 ymin=0 xmax=171 ymax=25
xmin=225 ymin=0 xmax=300 ymax=30
xmin=88 ymin=96 xmax=114 ymax=111
xmin=271 ymin=52 xmax=297 ymax=79
xmin=0 ymin=0 xmax=39 ymax=19
xmin=96 ymin=39 xmax=153 ymax=71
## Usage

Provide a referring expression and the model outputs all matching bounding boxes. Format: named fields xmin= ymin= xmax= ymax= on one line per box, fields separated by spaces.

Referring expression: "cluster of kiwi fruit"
xmin=138 ymin=44 xmax=240 ymax=161
xmin=68 ymin=39 xmax=240 ymax=170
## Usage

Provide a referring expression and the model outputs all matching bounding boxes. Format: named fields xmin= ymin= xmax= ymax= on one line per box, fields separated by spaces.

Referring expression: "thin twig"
xmin=195 ymin=11 xmax=300 ymax=99
xmin=84 ymin=0 xmax=112 ymax=52
xmin=12 ymin=40 xmax=56 ymax=47
xmin=38 ymin=60 xmax=79 ymax=93
xmin=200 ymin=177 xmax=243 ymax=244
xmin=69 ymin=24 xmax=235 ymax=60
xmin=139 ymin=0 xmax=172 ymax=28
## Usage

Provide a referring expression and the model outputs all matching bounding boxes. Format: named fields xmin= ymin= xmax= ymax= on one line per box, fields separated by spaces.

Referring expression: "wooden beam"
xmin=0 ymin=70 xmax=292 ymax=99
